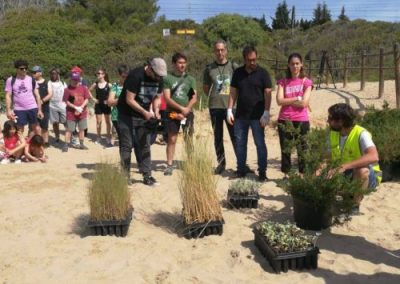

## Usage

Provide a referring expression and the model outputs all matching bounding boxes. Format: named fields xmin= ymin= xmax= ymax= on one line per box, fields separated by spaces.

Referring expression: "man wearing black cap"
xmin=117 ymin=58 xmax=167 ymax=186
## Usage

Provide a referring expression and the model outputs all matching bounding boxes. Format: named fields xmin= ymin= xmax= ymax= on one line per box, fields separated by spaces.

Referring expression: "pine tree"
xmin=272 ymin=0 xmax=290 ymax=30
xmin=312 ymin=1 xmax=331 ymax=26
xmin=338 ymin=6 xmax=350 ymax=21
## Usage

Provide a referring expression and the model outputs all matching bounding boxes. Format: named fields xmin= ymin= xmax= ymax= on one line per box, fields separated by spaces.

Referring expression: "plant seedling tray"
xmin=88 ymin=208 xmax=133 ymax=237
xmin=253 ymin=228 xmax=319 ymax=273
xmin=227 ymin=189 xmax=259 ymax=209
xmin=183 ymin=220 xmax=224 ymax=239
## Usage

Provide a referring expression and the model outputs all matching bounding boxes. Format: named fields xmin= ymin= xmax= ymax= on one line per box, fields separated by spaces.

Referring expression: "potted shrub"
xmin=359 ymin=104 xmax=400 ymax=181
xmin=227 ymin=178 xmax=261 ymax=209
xmin=254 ymin=221 xmax=319 ymax=273
xmin=178 ymin=137 xmax=224 ymax=239
xmin=282 ymin=127 xmax=365 ymax=230
xmin=87 ymin=162 xmax=133 ymax=237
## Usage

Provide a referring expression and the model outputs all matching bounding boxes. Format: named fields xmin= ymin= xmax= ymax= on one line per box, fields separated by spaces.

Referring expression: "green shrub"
xmin=229 ymin=178 xmax=261 ymax=194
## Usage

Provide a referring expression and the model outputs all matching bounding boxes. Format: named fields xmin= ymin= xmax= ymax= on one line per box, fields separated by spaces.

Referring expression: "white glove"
xmin=227 ymin=108 xmax=234 ymax=125
xmin=260 ymin=110 xmax=270 ymax=127
xmin=75 ymin=106 xmax=83 ymax=113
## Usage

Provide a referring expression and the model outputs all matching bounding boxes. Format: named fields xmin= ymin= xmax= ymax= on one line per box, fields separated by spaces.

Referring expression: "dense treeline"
xmin=0 ymin=1 xmax=400 ymax=102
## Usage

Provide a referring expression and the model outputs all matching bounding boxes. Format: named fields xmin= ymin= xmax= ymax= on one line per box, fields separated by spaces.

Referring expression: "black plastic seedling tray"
xmin=254 ymin=228 xmax=319 ymax=273
xmin=88 ymin=208 xmax=133 ymax=237
xmin=227 ymin=189 xmax=259 ymax=209
xmin=183 ymin=220 xmax=224 ymax=239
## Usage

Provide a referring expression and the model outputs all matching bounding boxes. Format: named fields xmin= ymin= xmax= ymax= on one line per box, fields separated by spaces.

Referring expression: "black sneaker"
xmin=62 ymin=144 xmax=69 ymax=152
xmin=214 ymin=163 xmax=225 ymax=175
xmin=143 ymin=175 xmax=159 ymax=186
xmin=164 ymin=165 xmax=174 ymax=176
xmin=258 ymin=172 xmax=268 ymax=182
xmin=235 ymin=171 xmax=246 ymax=178
xmin=244 ymin=165 xmax=254 ymax=174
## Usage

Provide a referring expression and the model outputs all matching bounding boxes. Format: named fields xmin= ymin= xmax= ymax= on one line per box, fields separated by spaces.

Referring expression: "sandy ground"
xmin=0 ymin=81 xmax=399 ymax=283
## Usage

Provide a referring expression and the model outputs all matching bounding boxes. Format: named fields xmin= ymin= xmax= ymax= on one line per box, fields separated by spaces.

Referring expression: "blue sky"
xmin=157 ymin=0 xmax=400 ymax=23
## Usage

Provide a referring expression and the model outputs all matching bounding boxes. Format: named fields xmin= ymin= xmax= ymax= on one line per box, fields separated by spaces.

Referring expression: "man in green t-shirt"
xmin=203 ymin=39 xmax=239 ymax=175
xmin=163 ymin=52 xmax=197 ymax=176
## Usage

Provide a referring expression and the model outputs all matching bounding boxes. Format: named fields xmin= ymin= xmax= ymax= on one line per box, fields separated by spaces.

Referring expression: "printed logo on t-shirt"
xmin=171 ymin=81 xmax=186 ymax=100
xmin=16 ymin=81 xmax=28 ymax=95
xmin=216 ymin=74 xmax=231 ymax=96
xmin=285 ymin=85 xmax=303 ymax=95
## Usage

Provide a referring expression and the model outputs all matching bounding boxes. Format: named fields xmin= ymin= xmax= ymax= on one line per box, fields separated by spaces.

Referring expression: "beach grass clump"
xmin=88 ymin=162 xmax=131 ymax=221
xmin=178 ymin=137 xmax=223 ymax=225
xmin=229 ymin=178 xmax=261 ymax=194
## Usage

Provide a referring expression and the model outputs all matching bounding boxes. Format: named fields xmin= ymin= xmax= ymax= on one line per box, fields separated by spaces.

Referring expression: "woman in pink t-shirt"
xmin=276 ymin=53 xmax=313 ymax=177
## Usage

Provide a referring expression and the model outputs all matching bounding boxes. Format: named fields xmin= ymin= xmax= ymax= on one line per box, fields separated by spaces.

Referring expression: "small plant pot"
xmin=183 ymin=220 xmax=224 ymax=239
xmin=293 ymin=197 xmax=332 ymax=230
xmin=227 ymin=189 xmax=259 ymax=209
xmin=88 ymin=207 xmax=133 ymax=237
xmin=253 ymin=228 xmax=319 ymax=273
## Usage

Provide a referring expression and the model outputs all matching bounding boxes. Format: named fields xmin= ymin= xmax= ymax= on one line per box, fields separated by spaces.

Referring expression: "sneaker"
xmin=258 ymin=172 xmax=269 ymax=182
xmin=14 ymin=159 xmax=22 ymax=164
xmin=1 ymin=158 xmax=10 ymax=164
xmin=62 ymin=144 xmax=69 ymax=152
xmin=78 ymin=144 xmax=88 ymax=150
xmin=143 ymin=175 xmax=159 ymax=186
xmin=235 ymin=171 xmax=246 ymax=178
xmin=214 ymin=163 xmax=225 ymax=175
xmin=244 ymin=165 xmax=254 ymax=174
xmin=164 ymin=165 xmax=174 ymax=176
xmin=105 ymin=142 xmax=114 ymax=148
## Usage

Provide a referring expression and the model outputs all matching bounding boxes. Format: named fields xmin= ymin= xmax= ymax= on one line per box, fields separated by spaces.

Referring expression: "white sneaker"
xmin=1 ymin=159 xmax=10 ymax=164
xmin=14 ymin=159 xmax=22 ymax=164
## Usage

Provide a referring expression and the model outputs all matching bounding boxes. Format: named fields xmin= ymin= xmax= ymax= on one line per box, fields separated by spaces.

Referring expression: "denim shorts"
xmin=344 ymin=165 xmax=378 ymax=190
xmin=15 ymin=108 xmax=38 ymax=127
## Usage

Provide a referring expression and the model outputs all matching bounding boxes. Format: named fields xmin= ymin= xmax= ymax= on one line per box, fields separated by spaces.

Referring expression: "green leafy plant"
xmin=179 ymin=137 xmax=223 ymax=225
xmin=359 ymin=104 xmax=400 ymax=162
xmin=88 ymin=162 xmax=131 ymax=221
xmin=282 ymin=127 xmax=365 ymax=215
xmin=229 ymin=178 xmax=261 ymax=195
xmin=257 ymin=221 xmax=315 ymax=253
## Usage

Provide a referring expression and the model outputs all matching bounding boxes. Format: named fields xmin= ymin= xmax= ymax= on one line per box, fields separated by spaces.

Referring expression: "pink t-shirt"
xmin=63 ymin=85 xmax=90 ymax=121
xmin=4 ymin=76 xmax=38 ymax=111
xmin=278 ymin=77 xmax=313 ymax=122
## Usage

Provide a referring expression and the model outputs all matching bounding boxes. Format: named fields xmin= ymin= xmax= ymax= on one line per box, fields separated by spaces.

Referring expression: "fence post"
xmin=308 ymin=56 xmax=312 ymax=78
xmin=325 ymin=56 xmax=329 ymax=86
xmin=360 ymin=50 xmax=366 ymax=91
xmin=343 ymin=55 xmax=348 ymax=88
xmin=394 ymin=43 xmax=400 ymax=108
xmin=379 ymin=48 xmax=384 ymax=98
xmin=274 ymin=58 xmax=279 ymax=77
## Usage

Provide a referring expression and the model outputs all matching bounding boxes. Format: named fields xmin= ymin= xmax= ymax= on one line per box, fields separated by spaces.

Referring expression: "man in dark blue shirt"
xmin=227 ymin=46 xmax=272 ymax=181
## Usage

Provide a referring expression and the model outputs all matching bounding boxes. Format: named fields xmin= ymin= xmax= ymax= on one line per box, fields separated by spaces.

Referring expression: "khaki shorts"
xmin=66 ymin=119 xmax=87 ymax=132
xmin=49 ymin=105 xmax=66 ymax=124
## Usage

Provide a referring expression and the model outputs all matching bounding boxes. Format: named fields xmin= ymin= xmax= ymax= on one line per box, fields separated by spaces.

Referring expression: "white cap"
xmin=150 ymin=58 xmax=167 ymax=77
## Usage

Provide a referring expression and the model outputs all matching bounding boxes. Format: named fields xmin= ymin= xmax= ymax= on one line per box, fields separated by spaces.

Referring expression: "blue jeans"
xmin=234 ymin=119 xmax=267 ymax=174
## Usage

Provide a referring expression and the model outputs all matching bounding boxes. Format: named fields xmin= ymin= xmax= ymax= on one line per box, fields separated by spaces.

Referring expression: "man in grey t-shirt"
xmin=203 ymin=39 xmax=239 ymax=174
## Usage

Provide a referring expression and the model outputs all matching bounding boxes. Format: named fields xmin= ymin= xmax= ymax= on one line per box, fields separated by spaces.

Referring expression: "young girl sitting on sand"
xmin=0 ymin=120 xmax=26 ymax=164
xmin=24 ymin=134 xmax=47 ymax=163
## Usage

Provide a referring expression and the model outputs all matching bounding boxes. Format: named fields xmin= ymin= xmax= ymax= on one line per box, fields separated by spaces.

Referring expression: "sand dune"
xmin=1 ymin=80 xmax=399 ymax=283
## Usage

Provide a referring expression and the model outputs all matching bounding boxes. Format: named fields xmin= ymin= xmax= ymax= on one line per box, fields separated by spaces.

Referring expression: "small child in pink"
xmin=0 ymin=120 xmax=26 ymax=164
xmin=24 ymin=134 xmax=47 ymax=163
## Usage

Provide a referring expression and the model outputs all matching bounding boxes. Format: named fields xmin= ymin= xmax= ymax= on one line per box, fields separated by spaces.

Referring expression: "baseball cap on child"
xmin=150 ymin=58 xmax=167 ymax=77
xmin=70 ymin=72 xmax=81 ymax=81
xmin=31 ymin=66 xmax=43 ymax=73
xmin=71 ymin=66 xmax=82 ymax=74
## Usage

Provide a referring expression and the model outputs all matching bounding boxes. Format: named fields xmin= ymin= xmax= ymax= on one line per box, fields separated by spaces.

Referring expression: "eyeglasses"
xmin=96 ymin=72 xmax=104 ymax=75
xmin=18 ymin=67 xmax=27 ymax=71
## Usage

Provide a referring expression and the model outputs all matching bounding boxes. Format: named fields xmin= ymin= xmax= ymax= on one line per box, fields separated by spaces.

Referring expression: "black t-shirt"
xmin=117 ymin=66 xmax=163 ymax=118
xmin=38 ymin=80 xmax=49 ymax=109
xmin=231 ymin=65 xmax=272 ymax=120
xmin=95 ymin=82 xmax=110 ymax=103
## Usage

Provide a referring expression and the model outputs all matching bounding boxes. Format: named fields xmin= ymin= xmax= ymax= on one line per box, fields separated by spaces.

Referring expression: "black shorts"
xmin=166 ymin=112 xmax=194 ymax=136
xmin=38 ymin=106 xmax=50 ymax=130
xmin=94 ymin=103 xmax=111 ymax=115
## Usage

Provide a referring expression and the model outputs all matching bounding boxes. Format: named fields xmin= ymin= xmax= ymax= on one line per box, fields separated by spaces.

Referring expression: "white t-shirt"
xmin=48 ymin=80 xmax=67 ymax=109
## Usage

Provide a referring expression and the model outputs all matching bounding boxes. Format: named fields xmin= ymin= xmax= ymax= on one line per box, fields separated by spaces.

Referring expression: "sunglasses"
xmin=18 ymin=67 xmax=27 ymax=71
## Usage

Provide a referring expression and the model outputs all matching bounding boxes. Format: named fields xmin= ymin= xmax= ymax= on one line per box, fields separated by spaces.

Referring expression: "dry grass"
xmin=88 ymin=161 xmax=131 ymax=221
xmin=178 ymin=136 xmax=223 ymax=224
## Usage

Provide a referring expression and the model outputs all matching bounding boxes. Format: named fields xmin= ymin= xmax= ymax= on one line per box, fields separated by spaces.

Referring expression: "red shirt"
xmin=4 ymin=134 xmax=19 ymax=150
xmin=63 ymin=85 xmax=90 ymax=121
